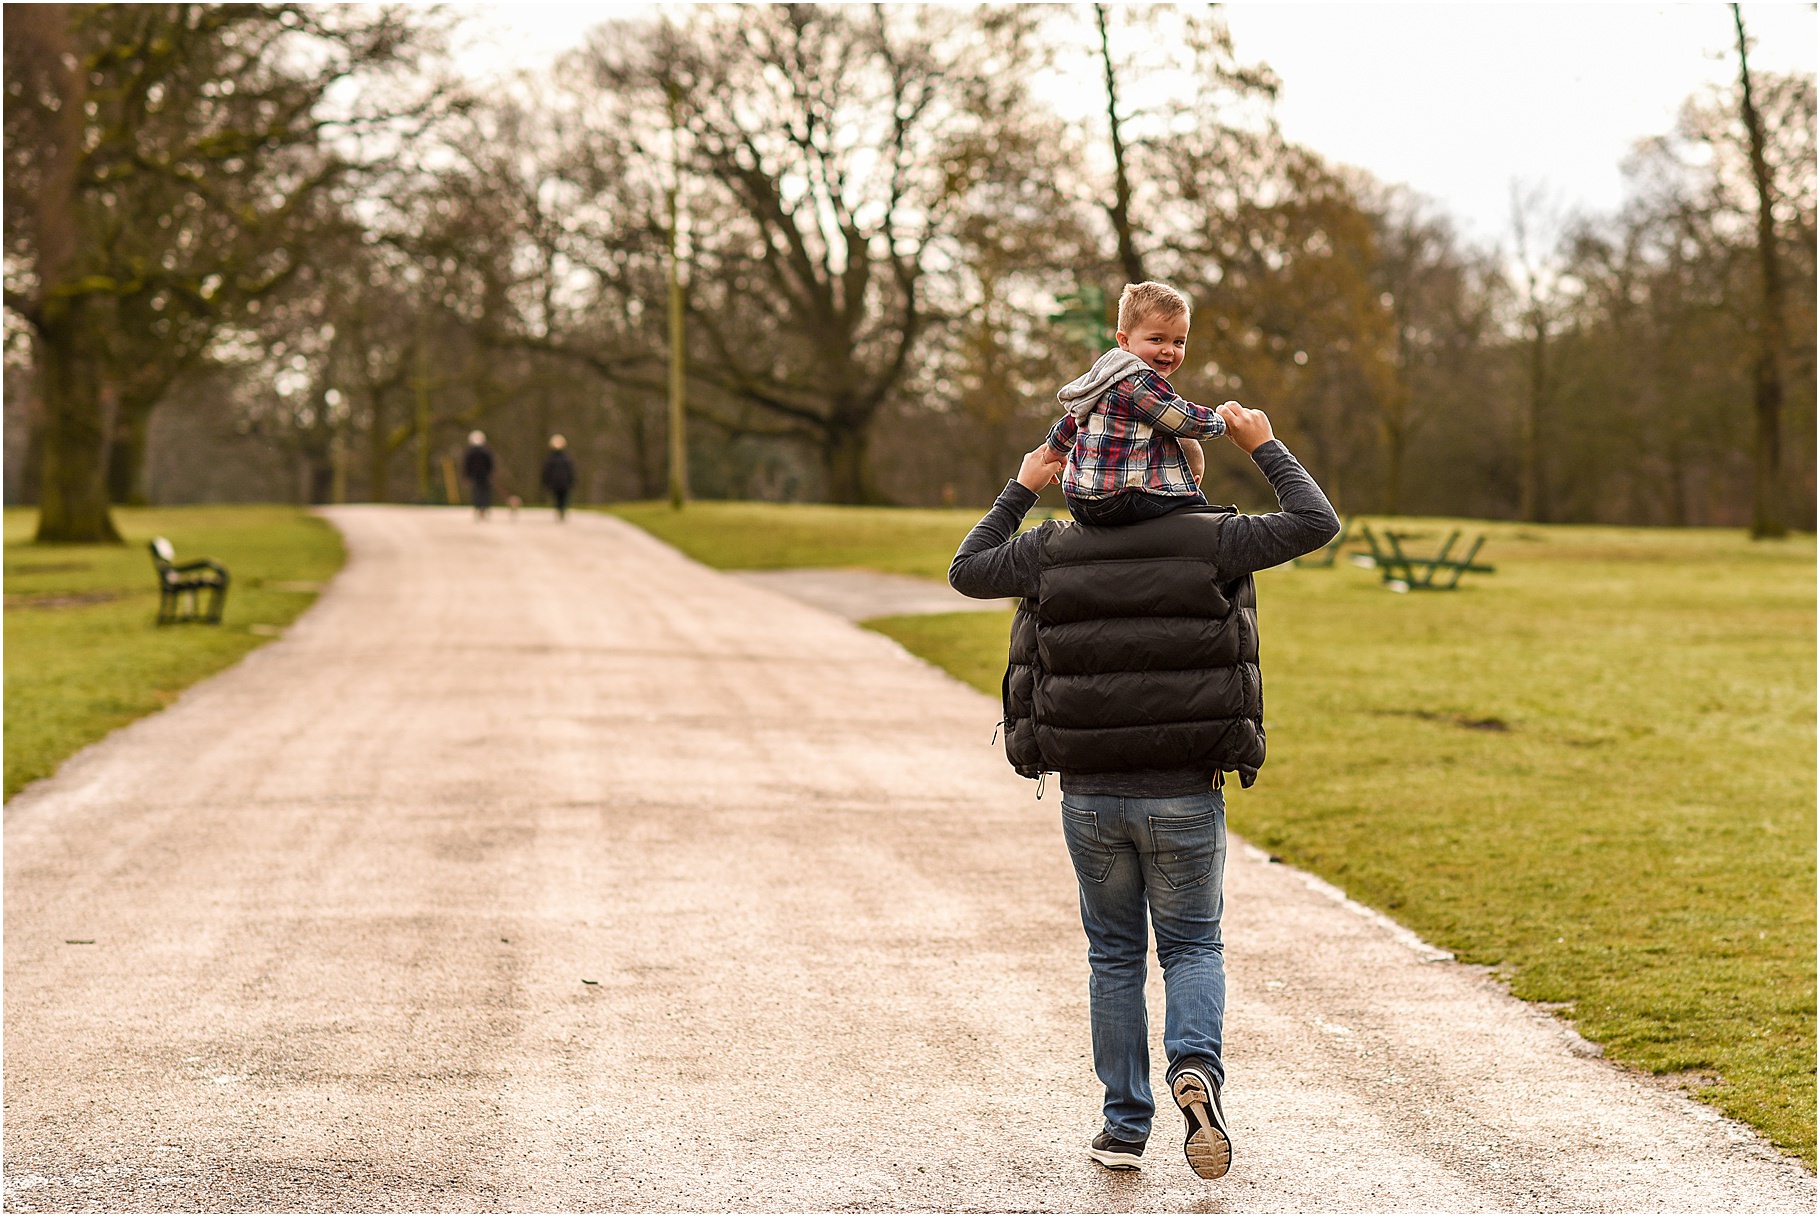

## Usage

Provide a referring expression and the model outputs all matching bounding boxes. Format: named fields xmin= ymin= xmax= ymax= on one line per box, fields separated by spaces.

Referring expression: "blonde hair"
xmin=1117 ymin=281 xmax=1190 ymax=333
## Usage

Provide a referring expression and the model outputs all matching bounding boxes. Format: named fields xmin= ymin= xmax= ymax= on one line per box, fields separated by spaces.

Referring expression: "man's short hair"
xmin=1117 ymin=281 xmax=1191 ymax=333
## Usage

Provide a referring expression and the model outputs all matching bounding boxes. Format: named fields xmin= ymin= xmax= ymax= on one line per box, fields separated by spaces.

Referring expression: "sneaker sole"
xmin=1171 ymin=1071 xmax=1231 ymax=1180
xmin=1087 ymin=1146 xmax=1142 ymax=1171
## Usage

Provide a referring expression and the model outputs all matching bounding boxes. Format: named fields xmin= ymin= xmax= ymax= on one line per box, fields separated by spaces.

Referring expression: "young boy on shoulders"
xmin=1044 ymin=281 xmax=1238 ymax=524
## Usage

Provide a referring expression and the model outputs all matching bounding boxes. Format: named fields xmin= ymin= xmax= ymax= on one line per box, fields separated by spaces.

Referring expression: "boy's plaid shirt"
xmin=1044 ymin=369 xmax=1227 ymax=500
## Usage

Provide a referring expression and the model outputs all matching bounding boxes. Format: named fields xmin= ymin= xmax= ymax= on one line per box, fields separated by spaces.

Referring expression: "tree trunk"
xmin=1519 ymin=310 xmax=1546 ymax=523
xmin=823 ymin=425 xmax=875 ymax=504
xmin=297 ymin=452 xmax=333 ymax=505
xmin=413 ymin=321 xmax=434 ymax=503
xmin=1095 ymin=3 xmax=1146 ymax=288
xmin=16 ymin=397 xmax=45 ymax=507
xmin=626 ymin=401 xmax=660 ymax=501
xmin=1379 ymin=329 xmax=1412 ymax=515
xmin=1379 ymin=419 xmax=1406 ymax=516
xmin=1748 ymin=350 xmax=1783 ymax=537
xmin=1734 ymin=3 xmax=1787 ymax=540
xmin=107 ymin=398 xmax=155 ymax=506
xmin=367 ymin=391 xmax=390 ymax=503
xmin=18 ymin=6 xmax=118 ymax=542
xmin=1666 ymin=440 xmax=1690 ymax=528
xmin=34 ymin=317 xmax=123 ymax=543
xmin=329 ymin=422 xmax=349 ymax=505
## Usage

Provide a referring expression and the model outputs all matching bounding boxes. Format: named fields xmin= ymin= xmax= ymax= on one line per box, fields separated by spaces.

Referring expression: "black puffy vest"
xmin=1001 ymin=506 xmax=1265 ymax=787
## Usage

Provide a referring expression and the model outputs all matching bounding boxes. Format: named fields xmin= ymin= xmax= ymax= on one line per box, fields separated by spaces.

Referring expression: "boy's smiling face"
xmin=1116 ymin=310 xmax=1190 ymax=379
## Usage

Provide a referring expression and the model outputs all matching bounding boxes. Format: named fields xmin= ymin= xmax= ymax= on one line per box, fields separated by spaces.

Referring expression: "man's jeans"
xmin=1059 ymin=790 xmax=1227 ymax=1143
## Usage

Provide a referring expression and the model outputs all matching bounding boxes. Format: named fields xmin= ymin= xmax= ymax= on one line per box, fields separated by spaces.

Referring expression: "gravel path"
xmin=5 ymin=505 xmax=1812 ymax=1212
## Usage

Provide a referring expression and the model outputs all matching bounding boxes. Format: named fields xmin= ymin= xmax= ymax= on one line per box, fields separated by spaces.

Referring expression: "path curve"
xmin=729 ymin=567 xmax=1014 ymax=619
xmin=5 ymin=505 xmax=1811 ymax=1212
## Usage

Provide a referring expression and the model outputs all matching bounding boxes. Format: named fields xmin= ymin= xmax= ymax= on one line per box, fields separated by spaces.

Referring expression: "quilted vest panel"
xmin=1000 ymin=506 xmax=1265 ymax=786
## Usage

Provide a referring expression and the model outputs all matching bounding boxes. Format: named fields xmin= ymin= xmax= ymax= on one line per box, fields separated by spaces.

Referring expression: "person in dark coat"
xmin=541 ymin=434 xmax=576 ymax=521
xmin=949 ymin=403 xmax=1338 ymax=1183
xmin=462 ymin=430 xmax=497 ymax=519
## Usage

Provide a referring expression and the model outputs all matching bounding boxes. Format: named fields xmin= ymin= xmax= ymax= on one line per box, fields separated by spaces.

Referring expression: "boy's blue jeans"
xmin=1059 ymin=789 xmax=1228 ymax=1143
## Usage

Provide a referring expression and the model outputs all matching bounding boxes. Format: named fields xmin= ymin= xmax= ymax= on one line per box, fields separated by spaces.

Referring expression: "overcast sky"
xmin=451 ymin=2 xmax=1818 ymax=246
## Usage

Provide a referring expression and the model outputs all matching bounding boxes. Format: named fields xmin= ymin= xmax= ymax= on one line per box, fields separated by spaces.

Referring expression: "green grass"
xmin=5 ymin=506 xmax=345 ymax=800
xmin=612 ymin=501 xmax=1817 ymax=1166
xmin=605 ymin=499 xmax=1011 ymax=579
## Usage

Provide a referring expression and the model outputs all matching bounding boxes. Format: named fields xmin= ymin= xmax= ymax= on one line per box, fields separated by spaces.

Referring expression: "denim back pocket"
xmin=1147 ymin=811 xmax=1219 ymax=890
xmin=1060 ymin=805 xmax=1116 ymax=884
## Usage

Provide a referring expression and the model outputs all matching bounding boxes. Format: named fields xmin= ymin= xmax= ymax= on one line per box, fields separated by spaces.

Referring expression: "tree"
xmin=1506 ymin=183 xmax=1577 ymax=523
xmin=1034 ymin=8 xmax=1407 ymax=509
xmin=6 ymin=4 xmax=118 ymax=539
xmin=1732 ymin=3 xmax=1789 ymax=538
xmin=1157 ymin=140 xmax=1397 ymax=513
xmin=1066 ymin=5 xmax=1278 ymax=325
xmin=4 ymin=4 xmax=435 ymax=541
xmin=1094 ymin=3 xmax=1145 ymax=287
xmin=567 ymin=5 xmax=1039 ymax=503
xmin=906 ymin=117 xmax=1098 ymax=504
xmin=425 ymin=87 xmax=674 ymax=498
xmin=1363 ymin=185 xmax=1499 ymax=515
xmin=1543 ymin=67 xmax=1815 ymax=528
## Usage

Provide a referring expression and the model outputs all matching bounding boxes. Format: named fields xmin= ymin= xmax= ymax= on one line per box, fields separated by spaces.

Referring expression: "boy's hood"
xmin=1057 ymin=348 xmax=1151 ymax=422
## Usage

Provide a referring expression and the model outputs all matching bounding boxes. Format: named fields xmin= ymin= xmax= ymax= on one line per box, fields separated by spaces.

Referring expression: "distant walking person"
xmin=541 ymin=435 xmax=576 ymax=521
xmin=463 ymin=431 xmax=496 ymax=519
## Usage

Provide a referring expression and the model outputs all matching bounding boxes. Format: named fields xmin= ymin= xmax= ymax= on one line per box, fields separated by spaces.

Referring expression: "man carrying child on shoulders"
xmin=949 ymin=281 xmax=1339 ymax=1182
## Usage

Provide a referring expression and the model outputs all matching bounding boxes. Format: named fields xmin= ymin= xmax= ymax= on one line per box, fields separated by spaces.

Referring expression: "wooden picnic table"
xmin=1353 ymin=523 xmax=1495 ymax=591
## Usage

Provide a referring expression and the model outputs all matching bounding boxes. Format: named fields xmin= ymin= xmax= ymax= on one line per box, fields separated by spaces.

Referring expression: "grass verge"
xmin=612 ymin=501 xmax=1817 ymax=1166
xmin=5 ymin=506 xmax=345 ymax=800
xmin=606 ymin=499 xmax=1005 ymax=579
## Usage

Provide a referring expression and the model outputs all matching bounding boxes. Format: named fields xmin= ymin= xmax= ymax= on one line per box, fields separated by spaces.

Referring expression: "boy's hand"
xmin=1217 ymin=400 xmax=1275 ymax=454
xmin=1016 ymin=444 xmax=1066 ymax=492
xmin=1179 ymin=437 xmax=1205 ymax=485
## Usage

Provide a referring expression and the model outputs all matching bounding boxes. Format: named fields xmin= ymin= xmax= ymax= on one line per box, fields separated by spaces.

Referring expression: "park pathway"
xmin=5 ymin=506 xmax=1812 ymax=1213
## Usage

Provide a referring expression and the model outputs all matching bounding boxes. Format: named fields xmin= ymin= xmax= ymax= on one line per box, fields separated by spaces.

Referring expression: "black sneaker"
xmin=1088 ymin=1130 xmax=1145 ymax=1170
xmin=1169 ymin=1062 xmax=1231 ymax=1179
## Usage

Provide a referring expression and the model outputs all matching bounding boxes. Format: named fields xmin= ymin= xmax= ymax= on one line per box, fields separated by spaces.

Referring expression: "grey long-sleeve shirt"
xmin=950 ymin=440 xmax=1339 ymax=599
xmin=948 ymin=439 xmax=1340 ymax=795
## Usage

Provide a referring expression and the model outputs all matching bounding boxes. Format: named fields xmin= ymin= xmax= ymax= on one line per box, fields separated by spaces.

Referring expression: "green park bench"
xmin=1353 ymin=523 xmax=1494 ymax=592
xmin=149 ymin=537 xmax=229 ymax=624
